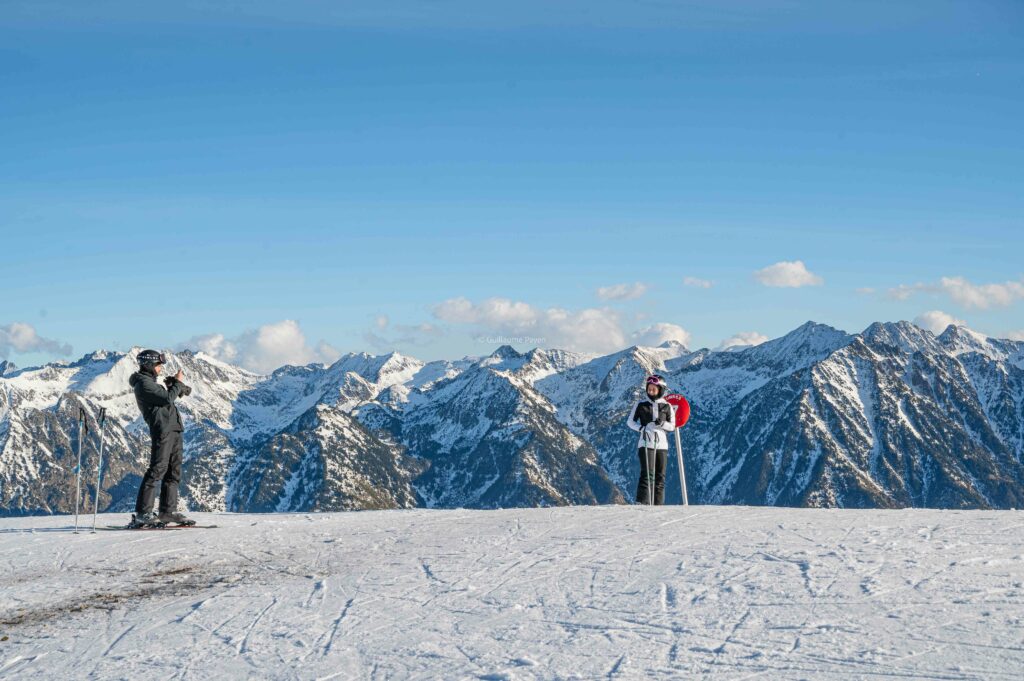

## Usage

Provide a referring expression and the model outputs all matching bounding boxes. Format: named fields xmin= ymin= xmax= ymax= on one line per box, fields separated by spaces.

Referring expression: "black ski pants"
xmin=636 ymin=447 xmax=667 ymax=505
xmin=135 ymin=430 xmax=183 ymax=514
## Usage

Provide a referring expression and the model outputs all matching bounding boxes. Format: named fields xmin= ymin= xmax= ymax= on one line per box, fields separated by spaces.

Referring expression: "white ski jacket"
xmin=626 ymin=396 xmax=676 ymax=451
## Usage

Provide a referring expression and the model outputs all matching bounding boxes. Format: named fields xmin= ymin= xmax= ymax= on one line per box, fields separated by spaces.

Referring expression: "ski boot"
xmin=129 ymin=511 xmax=165 ymax=529
xmin=158 ymin=511 xmax=196 ymax=527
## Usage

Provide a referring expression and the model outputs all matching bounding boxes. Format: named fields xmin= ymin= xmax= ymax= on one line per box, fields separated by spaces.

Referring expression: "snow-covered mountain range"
xmin=1 ymin=321 xmax=1022 ymax=515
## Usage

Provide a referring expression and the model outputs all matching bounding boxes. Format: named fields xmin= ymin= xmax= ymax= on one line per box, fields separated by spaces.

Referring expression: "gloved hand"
xmin=164 ymin=375 xmax=192 ymax=397
xmin=643 ymin=422 xmax=659 ymax=435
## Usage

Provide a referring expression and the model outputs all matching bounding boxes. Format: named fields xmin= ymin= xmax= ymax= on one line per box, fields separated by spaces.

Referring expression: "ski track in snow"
xmin=0 ymin=506 xmax=1022 ymax=680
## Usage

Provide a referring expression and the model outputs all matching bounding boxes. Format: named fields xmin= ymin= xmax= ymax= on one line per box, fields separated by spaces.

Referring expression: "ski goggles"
xmin=645 ymin=374 xmax=666 ymax=386
xmin=138 ymin=351 xmax=167 ymax=366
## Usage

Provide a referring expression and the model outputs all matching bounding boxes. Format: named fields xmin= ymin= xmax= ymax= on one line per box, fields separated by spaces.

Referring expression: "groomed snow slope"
xmin=1 ymin=506 xmax=1022 ymax=680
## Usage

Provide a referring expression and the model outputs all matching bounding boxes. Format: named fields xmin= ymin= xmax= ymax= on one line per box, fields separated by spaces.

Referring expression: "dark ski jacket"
xmin=129 ymin=368 xmax=191 ymax=436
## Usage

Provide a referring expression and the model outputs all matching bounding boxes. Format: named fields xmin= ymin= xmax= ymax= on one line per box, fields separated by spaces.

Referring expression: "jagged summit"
xmin=721 ymin=321 xmax=852 ymax=373
xmin=476 ymin=344 xmax=531 ymax=372
xmin=860 ymin=320 xmax=944 ymax=355
xmin=937 ymin=324 xmax=1024 ymax=365
xmin=66 ymin=349 xmax=125 ymax=368
xmin=488 ymin=344 xmax=524 ymax=360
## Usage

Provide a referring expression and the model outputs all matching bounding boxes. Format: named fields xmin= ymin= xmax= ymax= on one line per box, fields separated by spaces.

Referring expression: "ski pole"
xmin=642 ymin=428 xmax=654 ymax=506
xmin=647 ymin=446 xmax=654 ymax=506
xmin=674 ymin=427 xmax=688 ymax=506
xmin=74 ymin=407 xmax=88 ymax=534
xmin=91 ymin=408 xmax=107 ymax=533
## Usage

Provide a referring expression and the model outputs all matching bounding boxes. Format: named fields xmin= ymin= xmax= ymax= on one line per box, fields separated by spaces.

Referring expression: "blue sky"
xmin=2 ymin=1 xmax=1023 ymax=371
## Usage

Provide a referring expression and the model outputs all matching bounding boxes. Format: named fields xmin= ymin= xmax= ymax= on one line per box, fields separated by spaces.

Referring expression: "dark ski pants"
xmin=135 ymin=430 xmax=183 ymax=515
xmin=636 ymin=447 xmax=667 ymax=505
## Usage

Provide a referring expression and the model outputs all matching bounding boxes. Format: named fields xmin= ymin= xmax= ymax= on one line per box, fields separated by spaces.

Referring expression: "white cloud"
xmin=886 ymin=283 xmax=926 ymax=300
xmin=718 ymin=331 xmax=770 ymax=350
xmin=855 ymin=287 xmax=876 ymax=295
xmin=682 ymin=277 xmax=713 ymax=289
xmin=753 ymin=260 xmax=823 ymax=288
xmin=186 ymin=333 xmax=239 ymax=362
xmin=632 ymin=323 xmax=692 ymax=348
xmin=432 ymin=296 xmax=628 ymax=353
xmin=363 ymin=320 xmax=443 ymax=352
xmin=886 ymin=276 xmax=1024 ymax=310
xmin=913 ymin=310 xmax=966 ymax=335
xmin=939 ymin=276 xmax=1024 ymax=310
xmin=434 ymin=296 xmax=537 ymax=327
xmin=1005 ymin=330 xmax=1024 ymax=342
xmin=0 ymin=322 xmax=72 ymax=358
xmin=181 ymin=320 xmax=340 ymax=374
xmin=595 ymin=282 xmax=648 ymax=301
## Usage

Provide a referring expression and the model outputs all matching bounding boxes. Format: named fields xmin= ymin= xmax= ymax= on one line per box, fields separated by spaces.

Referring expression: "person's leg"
xmin=635 ymin=447 xmax=650 ymax=504
xmin=654 ymin=449 xmax=668 ymax=505
xmin=135 ymin=432 xmax=171 ymax=514
xmin=158 ymin=432 xmax=183 ymax=515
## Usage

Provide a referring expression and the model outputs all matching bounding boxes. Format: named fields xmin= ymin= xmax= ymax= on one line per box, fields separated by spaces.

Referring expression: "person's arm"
xmin=164 ymin=375 xmax=192 ymax=397
xmin=626 ymin=401 xmax=642 ymax=431
xmin=135 ymin=374 xmax=185 ymax=408
xmin=657 ymin=403 xmax=676 ymax=432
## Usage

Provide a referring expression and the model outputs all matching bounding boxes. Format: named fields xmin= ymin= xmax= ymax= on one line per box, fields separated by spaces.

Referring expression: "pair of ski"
xmin=100 ymin=522 xmax=218 ymax=531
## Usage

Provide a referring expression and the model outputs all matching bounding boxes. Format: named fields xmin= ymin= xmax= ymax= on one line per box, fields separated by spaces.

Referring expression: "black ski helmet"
xmin=645 ymin=374 xmax=668 ymax=399
xmin=138 ymin=349 xmax=166 ymax=368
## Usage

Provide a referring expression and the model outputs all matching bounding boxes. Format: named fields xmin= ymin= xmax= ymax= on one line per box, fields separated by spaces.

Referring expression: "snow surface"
xmin=1 ymin=506 xmax=1022 ymax=680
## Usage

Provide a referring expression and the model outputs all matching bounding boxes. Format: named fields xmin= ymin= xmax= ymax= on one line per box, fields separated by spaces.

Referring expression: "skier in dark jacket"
xmin=128 ymin=349 xmax=194 ymax=528
xmin=626 ymin=374 xmax=676 ymax=505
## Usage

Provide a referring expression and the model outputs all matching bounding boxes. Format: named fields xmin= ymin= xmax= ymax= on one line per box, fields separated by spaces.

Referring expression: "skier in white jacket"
xmin=626 ymin=374 xmax=676 ymax=505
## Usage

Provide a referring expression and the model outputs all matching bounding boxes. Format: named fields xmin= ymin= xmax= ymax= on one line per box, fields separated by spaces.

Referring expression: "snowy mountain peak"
xmin=476 ymin=345 xmax=528 ymax=370
xmin=938 ymin=324 xmax=1023 ymax=365
xmin=623 ymin=342 xmax=692 ymax=370
xmin=938 ymin=324 xmax=992 ymax=352
xmin=68 ymin=349 xmax=125 ymax=368
xmin=370 ymin=351 xmax=425 ymax=385
xmin=788 ymin=320 xmax=848 ymax=341
xmin=739 ymin=321 xmax=852 ymax=371
xmin=861 ymin=320 xmax=939 ymax=353
xmin=0 ymin=360 xmax=15 ymax=377
xmin=621 ymin=346 xmax=661 ymax=373
xmin=937 ymin=323 xmax=986 ymax=343
xmin=490 ymin=345 xmax=524 ymax=360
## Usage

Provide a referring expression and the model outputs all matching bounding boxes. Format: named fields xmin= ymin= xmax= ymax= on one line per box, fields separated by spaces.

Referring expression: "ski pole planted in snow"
xmin=91 ymin=407 xmax=107 ymax=533
xmin=665 ymin=394 xmax=691 ymax=506
xmin=74 ymin=407 xmax=89 ymax=533
xmin=647 ymin=446 xmax=655 ymax=506
xmin=640 ymin=429 xmax=654 ymax=506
